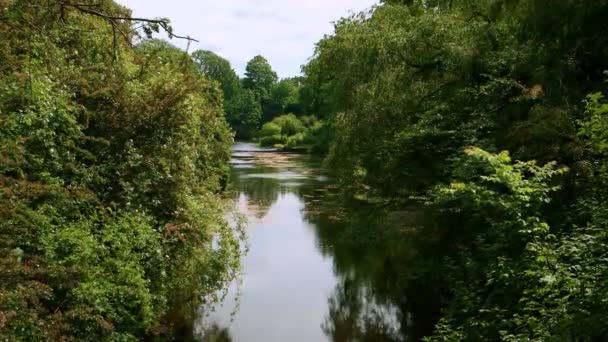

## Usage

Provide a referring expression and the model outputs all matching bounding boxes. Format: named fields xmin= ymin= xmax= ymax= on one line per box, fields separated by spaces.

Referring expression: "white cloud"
xmin=117 ymin=0 xmax=377 ymax=78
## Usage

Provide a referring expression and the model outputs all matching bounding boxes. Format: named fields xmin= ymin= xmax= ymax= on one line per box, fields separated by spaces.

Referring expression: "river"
xmin=194 ymin=142 xmax=439 ymax=341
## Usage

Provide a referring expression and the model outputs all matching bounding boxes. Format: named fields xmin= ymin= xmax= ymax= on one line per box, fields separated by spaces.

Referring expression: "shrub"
xmin=260 ymin=134 xmax=287 ymax=147
xmin=286 ymin=132 xmax=307 ymax=148
xmin=259 ymin=122 xmax=282 ymax=137
xmin=258 ymin=114 xmax=321 ymax=149
xmin=273 ymin=114 xmax=305 ymax=136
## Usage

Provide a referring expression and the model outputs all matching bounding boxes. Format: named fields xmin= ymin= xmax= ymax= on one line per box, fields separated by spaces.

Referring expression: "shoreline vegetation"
xmin=295 ymin=1 xmax=608 ymax=340
xmin=1 ymin=1 xmax=242 ymax=340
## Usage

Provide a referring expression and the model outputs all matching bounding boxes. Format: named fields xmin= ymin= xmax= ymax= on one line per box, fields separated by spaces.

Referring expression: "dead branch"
xmin=58 ymin=1 xmax=199 ymax=43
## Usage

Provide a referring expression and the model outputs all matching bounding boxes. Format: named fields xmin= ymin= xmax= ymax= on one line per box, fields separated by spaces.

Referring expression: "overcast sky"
xmin=117 ymin=0 xmax=377 ymax=78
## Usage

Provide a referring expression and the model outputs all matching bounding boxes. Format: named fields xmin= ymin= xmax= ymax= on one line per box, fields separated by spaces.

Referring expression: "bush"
xmin=425 ymin=148 xmax=569 ymax=341
xmin=259 ymin=122 xmax=282 ymax=137
xmin=273 ymin=114 xmax=305 ymax=136
xmin=286 ymin=132 xmax=307 ymax=148
xmin=258 ymin=114 xmax=324 ymax=149
xmin=260 ymin=134 xmax=287 ymax=147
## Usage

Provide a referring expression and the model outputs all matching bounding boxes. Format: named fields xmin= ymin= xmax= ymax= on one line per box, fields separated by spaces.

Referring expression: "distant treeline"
xmin=192 ymin=50 xmax=331 ymax=154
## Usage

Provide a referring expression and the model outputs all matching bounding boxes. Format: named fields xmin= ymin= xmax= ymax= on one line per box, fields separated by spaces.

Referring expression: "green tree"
xmin=232 ymin=89 xmax=262 ymax=139
xmin=302 ymin=0 xmax=608 ymax=340
xmin=305 ymin=0 xmax=607 ymax=198
xmin=192 ymin=50 xmax=241 ymax=104
xmin=192 ymin=50 xmax=244 ymax=137
xmin=243 ymin=55 xmax=278 ymax=103
xmin=264 ymin=78 xmax=302 ymax=122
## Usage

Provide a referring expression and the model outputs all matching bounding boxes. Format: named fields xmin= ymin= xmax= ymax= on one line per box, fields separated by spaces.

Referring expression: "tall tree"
xmin=191 ymin=50 xmax=241 ymax=103
xmin=303 ymin=0 xmax=608 ymax=340
xmin=242 ymin=55 xmax=278 ymax=102
xmin=191 ymin=49 xmax=244 ymax=136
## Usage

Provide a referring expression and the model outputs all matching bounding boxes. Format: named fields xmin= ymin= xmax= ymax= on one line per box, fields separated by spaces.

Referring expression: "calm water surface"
xmin=195 ymin=142 xmax=438 ymax=342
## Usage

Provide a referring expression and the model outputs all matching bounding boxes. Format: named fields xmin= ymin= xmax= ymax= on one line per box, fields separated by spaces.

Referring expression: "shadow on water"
xmin=192 ymin=142 xmax=441 ymax=341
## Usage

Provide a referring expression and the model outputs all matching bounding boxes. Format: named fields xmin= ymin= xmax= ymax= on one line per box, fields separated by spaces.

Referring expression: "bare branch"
xmin=58 ymin=1 xmax=199 ymax=43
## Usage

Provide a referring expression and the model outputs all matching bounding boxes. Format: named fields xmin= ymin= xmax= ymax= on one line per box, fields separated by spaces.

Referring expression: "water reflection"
xmin=305 ymin=200 xmax=441 ymax=342
xmin=323 ymin=279 xmax=402 ymax=341
xmin=195 ymin=142 xmax=438 ymax=341
xmin=199 ymin=324 xmax=232 ymax=342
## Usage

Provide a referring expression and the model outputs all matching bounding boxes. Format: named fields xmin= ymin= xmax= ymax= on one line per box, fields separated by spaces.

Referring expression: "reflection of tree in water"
xmin=230 ymin=166 xmax=280 ymax=219
xmin=304 ymin=194 xmax=441 ymax=341
xmin=323 ymin=277 xmax=403 ymax=342
xmin=198 ymin=323 xmax=232 ymax=342
xmin=228 ymin=149 xmax=442 ymax=340
xmin=322 ymin=273 xmax=441 ymax=342
xmin=172 ymin=321 xmax=232 ymax=342
xmin=229 ymin=156 xmax=323 ymax=220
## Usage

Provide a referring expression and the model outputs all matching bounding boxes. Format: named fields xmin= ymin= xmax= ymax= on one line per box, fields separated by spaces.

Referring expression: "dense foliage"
xmin=257 ymin=114 xmax=324 ymax=151
xmin=301 ymin=0 xmax=608 ymax=340
xmin=0 ymin=1 xmax=241 ymax=340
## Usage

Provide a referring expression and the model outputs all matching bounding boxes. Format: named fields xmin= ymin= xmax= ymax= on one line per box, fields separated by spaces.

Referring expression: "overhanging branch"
xmin=58 ymin=1 xmax=199 ymax=43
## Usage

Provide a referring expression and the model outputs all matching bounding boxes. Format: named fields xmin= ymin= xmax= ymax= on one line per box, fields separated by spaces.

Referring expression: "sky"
xmin=117 ymin=0 xmax=378 ymax=78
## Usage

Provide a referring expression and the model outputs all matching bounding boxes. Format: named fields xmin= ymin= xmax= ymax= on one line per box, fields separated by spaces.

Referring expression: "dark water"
xmin=195 ymin=142 xmax=439 ymax=341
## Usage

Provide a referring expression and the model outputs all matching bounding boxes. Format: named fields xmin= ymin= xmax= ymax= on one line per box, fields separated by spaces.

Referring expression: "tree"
xmin=192 ymin=50 xmax=241 ymax=103
xmin=232 ymin=89 xmax=262 ymax=139
xmin=263 ymin=78 xmax=301 ymax=122
xmin=191 ymin=50 xmax=244 ymax=135
xmin=242 ymin=55 xmax=278 ymax=102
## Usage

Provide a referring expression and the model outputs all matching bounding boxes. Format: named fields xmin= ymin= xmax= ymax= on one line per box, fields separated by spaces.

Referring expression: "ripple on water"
xmin=232 ymin=152 xmax=256 ymax=159
xmin=232 ymin=164 xmax=256 ymax=169
xmin=229 ymin=159 xmax=253 ymax=165
xmin=281 ymin=181 xmax=305 ymax=187
xmin=240 ymin=170 xmax=309 ymax=180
